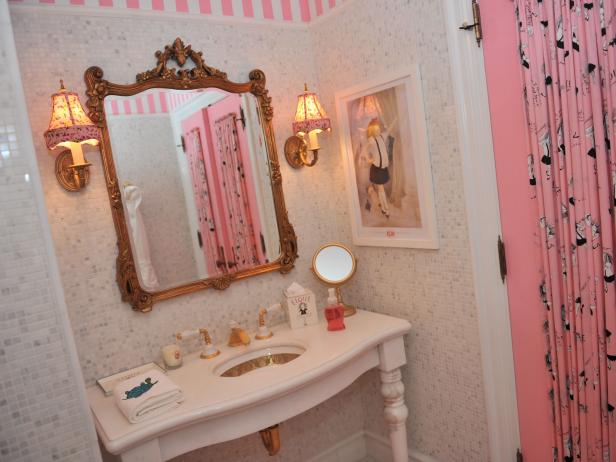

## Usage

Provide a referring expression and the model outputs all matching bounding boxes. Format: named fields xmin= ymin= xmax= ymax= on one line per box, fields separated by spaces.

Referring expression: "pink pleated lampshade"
xmin=292 ymin=84 xmax=331 ymax=135
xmin=44 ymin=81 xmax=100 ymax=150
xmin=354 ymin=94 xmax=382 ymax=121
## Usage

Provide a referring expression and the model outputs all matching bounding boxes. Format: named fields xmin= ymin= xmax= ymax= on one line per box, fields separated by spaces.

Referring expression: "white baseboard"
xmin=307 ymin=430 xmax=439 ymax=462
xmin=364 ymin=431 xmax=439 ymax=462
xmin=306 ymin=431 xmax=367 ymax=462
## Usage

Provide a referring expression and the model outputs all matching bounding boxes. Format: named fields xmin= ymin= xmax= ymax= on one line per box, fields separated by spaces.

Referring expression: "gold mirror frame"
xmin=84 ymin=37 xmax=298 ymax=313
xmin=311 ymin=243 xmax=356 ymax=286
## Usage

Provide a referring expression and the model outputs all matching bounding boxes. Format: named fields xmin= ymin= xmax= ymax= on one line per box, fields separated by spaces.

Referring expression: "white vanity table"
xmin=88 ymin=310 xmax=411 ymax=462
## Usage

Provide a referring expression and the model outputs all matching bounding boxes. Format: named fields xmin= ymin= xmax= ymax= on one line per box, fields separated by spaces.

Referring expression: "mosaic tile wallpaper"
xmin=9 ymin=7 xmax=368 ymax=460
xmin=0 ymin=3 xmax=100 ymax=461
xmin=8 ymin=0 xmax=491 ymax=460
xmin=310 ymin=0 xmax=491 ymax=459
xmin=107 ymin=115 xmax=199 ymax=288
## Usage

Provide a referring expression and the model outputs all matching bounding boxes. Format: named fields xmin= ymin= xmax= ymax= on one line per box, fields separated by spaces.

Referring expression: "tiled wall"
xmin=107 ymin=115 xmax=199 ymax=288
xmin=311 ymin=0 xmax=490 ymax=460
xmin=7 ymin=0 xmax=491 ymax=460
xmin=9 ymin=6 xmax=368 ymax=461
xmin=0 ymin=3 xmax=100 ymax=462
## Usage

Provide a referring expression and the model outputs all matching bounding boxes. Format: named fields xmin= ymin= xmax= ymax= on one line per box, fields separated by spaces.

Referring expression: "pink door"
xmin=181 ymin=114 xmax=226 ymax=276
xmin=181 ymin=93 xmax=266 ymax=275
xmin=203 ymin=93 xmax=267 ymax=271
xmin=481 ymin=2 xmax=555 ymax=460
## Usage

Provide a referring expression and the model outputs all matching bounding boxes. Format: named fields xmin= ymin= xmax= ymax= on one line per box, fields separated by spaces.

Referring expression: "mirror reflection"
xmin=313 ymin=245 xmax=355 ymax=284
xmin=105 ymin=88 xmax=280 ymax=291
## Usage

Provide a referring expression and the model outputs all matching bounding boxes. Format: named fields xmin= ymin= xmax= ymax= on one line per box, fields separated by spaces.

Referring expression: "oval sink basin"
xmin=215 ymin=344 xmax=306 ymax=378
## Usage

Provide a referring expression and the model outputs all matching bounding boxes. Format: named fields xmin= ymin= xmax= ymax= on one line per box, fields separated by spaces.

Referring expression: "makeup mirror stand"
xmin=334 ymin=286 xmax=356 ymax=317
xmin=311 ymin=243 xmax=357 ymax=317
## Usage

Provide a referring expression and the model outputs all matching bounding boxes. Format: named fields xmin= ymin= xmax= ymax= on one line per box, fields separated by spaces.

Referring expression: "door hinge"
xmin=180 ymin=135 xmax=186 ymax=153
xmin=516 ymin=448 xmax=523 ymax=462
xmin=236 ymin=106 xmax=246 ymax=130
xmin=459 ymin=0 xmax=483 ymax=47
xmin=498 ymin=235 xmax=507 ymax=282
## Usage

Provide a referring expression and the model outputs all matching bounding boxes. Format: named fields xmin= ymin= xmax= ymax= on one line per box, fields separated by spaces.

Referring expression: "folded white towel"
xmin=113 ymin=370 xmax=184 ymax=424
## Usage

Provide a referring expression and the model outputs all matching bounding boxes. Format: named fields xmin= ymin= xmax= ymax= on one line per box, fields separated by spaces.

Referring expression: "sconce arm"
xmin=299 ymin=148 xmax=319 ymax=167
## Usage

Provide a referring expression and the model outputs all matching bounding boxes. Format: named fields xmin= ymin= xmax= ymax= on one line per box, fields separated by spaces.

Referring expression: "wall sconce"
xmin=284 ymin=84 xmax=331 ymax=169
xmin=44 ymin=80 xmax=101 ymax=192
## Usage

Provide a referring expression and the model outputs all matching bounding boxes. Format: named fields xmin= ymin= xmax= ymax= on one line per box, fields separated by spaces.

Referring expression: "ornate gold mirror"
xmin=311 ymin=243 xmax=357 ymax=317
xmin=85 ymin=38 xmax=297 ymax=312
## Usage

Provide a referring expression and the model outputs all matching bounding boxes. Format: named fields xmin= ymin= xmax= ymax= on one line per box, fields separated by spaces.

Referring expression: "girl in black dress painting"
xmin=363 ymin=117 xmax=392 ymax=218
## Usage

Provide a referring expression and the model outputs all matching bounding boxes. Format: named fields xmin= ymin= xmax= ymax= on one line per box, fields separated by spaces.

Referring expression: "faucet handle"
xmin=228 ymin=321 xmax=251 ymax=347
xmin=255 ymin=307 xmax=273 ymax=340
xmin=198 ymin=328 xmax=220 ymax=359
xmin=175 ymin=329 xmax=198 ymax=340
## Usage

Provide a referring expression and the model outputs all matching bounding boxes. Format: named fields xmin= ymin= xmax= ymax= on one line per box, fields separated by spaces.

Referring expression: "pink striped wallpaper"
xmin=8 ymin=0 xmax=344 ymax=22
xmin=104 ymin=91 xmax=203 ymax=116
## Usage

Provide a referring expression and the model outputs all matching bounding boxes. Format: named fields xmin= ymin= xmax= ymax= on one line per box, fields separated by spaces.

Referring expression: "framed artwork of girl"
xmin=335 ymin=69 xmax=438 ymax=249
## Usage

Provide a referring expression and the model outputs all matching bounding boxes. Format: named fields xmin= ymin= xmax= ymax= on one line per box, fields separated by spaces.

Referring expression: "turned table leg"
xmin=380 ymin=368 xmax=409 ymax=462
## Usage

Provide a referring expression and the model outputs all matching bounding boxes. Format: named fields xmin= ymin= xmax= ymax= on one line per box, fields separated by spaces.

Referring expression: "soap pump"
xmin=324 ymin=287 xmax=345 ymax=331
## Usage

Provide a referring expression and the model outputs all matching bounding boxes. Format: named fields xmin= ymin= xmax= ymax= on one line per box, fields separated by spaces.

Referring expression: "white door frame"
xmin=442 ymin=2 xmax=521 ymax=461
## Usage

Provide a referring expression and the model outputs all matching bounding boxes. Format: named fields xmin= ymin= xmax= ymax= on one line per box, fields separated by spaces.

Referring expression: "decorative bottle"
xmin=324 ymin=288 xmax=345 ymax=331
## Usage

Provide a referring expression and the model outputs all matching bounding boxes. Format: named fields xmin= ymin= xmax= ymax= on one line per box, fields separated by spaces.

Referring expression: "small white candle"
xmin=307 ymin=130 xmax=320 ymax=151
xmin=69 ymin=142 xmax=86 ymax=166
xmin=162 ymin=344 xmax=182 ymax=368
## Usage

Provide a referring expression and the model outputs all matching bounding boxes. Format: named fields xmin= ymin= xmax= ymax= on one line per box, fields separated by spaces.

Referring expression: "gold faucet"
xmin=175 ymin=328 xmax=220 ymax=359
xmin=255 ymin=308 xmax=273 ymax=340
xmin=199 ymin=328 xmax=220 ymax=359
xmin=228 ymin=321 xmax=251 ymax=347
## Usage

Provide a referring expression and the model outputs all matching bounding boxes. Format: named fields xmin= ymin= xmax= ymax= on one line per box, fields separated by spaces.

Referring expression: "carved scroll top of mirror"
xmin=136 ymin=37 xmax=227 ymax=84
xmin=85 ymin=37 xmax=274 ymax=125
xmin=312 ymin=243 xmax=357 ymax=316
xmin=84 ymin=38 xmax=297 ymax=312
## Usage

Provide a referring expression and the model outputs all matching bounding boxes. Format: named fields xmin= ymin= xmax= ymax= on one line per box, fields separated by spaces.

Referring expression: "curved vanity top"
xmin=88 ymin=309 xmax=411 ymax=454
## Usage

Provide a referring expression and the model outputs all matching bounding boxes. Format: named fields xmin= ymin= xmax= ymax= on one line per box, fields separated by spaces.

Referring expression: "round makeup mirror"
xmin=312 ymin=243 xmax=357 ymax=317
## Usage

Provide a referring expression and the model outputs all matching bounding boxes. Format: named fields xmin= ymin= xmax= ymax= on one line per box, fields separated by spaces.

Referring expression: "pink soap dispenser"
xmin=325 ymin=288 xmax=345 ymax=331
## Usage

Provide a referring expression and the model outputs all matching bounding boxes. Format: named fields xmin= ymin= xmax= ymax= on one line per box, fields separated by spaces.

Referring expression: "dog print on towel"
xmin=123 ymin=377 xmax=159 ymax=400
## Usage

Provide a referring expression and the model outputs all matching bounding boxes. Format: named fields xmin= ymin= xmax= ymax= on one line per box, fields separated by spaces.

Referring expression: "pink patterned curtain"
xmin=214 ymin=114 xmax=263 ymax=271
xmin=515 ymin=1 xmax=616 ymax=460
xmin=185 ymin=128 xmax=224 ymax=277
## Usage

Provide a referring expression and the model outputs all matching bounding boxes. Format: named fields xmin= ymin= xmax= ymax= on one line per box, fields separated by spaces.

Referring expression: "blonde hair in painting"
xmin=366 ymin=118 xmax=381 ymax=138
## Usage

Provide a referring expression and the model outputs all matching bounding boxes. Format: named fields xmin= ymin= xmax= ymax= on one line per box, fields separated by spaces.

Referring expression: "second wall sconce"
xmin=284 ymin=84 xmax=331 ymax=169
xmin=44 ymin=80 xmax=101 ymax=192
